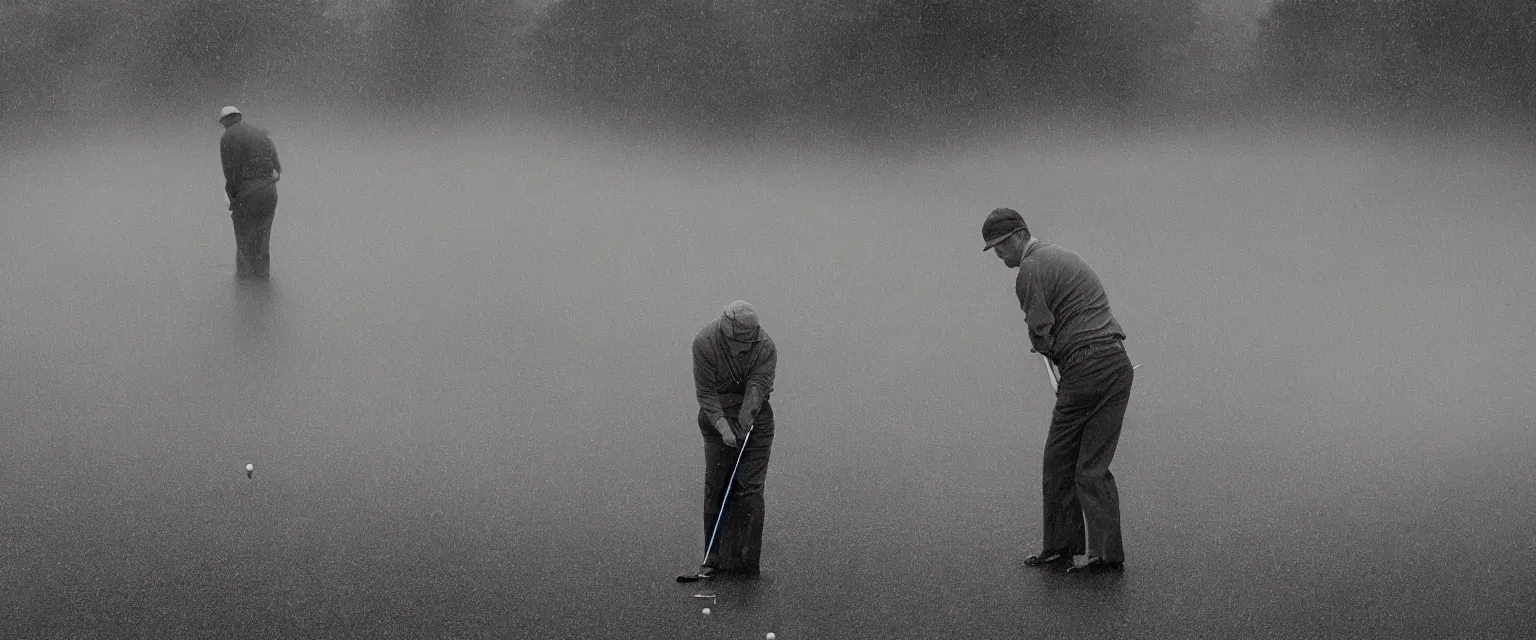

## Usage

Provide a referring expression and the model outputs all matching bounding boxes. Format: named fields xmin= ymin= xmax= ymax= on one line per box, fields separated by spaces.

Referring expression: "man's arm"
xmin=738 ymin=338 xmax=777 ymax=431
xmin=693 ymin=334 xmax=726 ymax=427
xmin=220 ymin=136 xmax=240 ymax=200
xmin=694 ymin=334 xmax=742 ymax=445
xmin=267 ymin=135 xmax=282 ymax=177
xmin=1017 ymin=267 xmax=1056 ymax=358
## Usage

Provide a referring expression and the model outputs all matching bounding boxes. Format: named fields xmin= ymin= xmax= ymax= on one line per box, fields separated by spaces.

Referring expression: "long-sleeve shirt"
xmin=693 ymin=318 xmax=776 ymax=434
xmin=1015 ymin=238 xmax=1126 ymax=364
xmin=220 ymin=122 xmax=282 ymax=201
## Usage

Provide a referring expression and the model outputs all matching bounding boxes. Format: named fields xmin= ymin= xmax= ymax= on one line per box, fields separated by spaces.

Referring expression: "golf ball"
xmin=245 ymin=464 xmax=254 ymax=472
xmin=701 ymin=607 xmax=711 ymax=615
xmin=767 ymin=634 xmax=776 ymax=640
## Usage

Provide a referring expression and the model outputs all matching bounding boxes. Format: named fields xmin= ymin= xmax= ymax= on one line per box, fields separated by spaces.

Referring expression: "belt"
xmin=1059 ymin=339 xmax=1124 ymax=370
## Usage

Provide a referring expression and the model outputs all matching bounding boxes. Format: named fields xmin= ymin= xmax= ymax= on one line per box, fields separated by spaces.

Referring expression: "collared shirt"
xmin=220 ymin=122 xmax=282 ymax=199
xmin=1015 ymin=238 xmax=1126 ymax=364
xmin=693 ymin=318 xmax=776 ymax=432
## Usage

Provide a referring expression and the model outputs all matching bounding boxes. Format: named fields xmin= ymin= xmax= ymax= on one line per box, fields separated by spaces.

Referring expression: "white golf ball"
xmin=767 ymin=634 xmax=776 ymax=640
xmin=245 ymin=464 xmax=254 ymax=472
xmin=701 ymin=607 xmax=711 ymax=615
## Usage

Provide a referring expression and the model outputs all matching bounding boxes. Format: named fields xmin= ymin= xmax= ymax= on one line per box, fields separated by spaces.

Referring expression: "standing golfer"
xmin=682 ymin=301 xmax=777 ymax=581
xmin=982 ymin=207 xmax=1133 ymax=574
xmin=218 ymin=106 xmax=282 ymax=278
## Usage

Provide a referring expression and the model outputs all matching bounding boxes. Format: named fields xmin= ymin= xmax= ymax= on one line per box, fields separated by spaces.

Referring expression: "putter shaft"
xmin=700 ymin=428 xmax=753 ymax=567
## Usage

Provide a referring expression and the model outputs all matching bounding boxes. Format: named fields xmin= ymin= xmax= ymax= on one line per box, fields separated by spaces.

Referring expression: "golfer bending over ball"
xmin=681 ymin=301 xmax=778 ymax=581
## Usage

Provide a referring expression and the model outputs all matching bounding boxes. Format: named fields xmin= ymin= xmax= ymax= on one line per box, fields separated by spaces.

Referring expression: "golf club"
xmin=677 ymin=426 xmax=754 ymax=583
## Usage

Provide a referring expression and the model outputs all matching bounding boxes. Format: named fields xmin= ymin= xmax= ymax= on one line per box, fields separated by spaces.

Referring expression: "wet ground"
xmin=3 ymin=121 xmax=1535 ymax=638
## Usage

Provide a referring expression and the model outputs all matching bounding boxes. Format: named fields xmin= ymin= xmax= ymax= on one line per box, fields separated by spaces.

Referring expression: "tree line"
xmin=1254 ymin=0 xmax=1536 ymax=125
xmin=2 ymin=0 xmax=1533 ymax=133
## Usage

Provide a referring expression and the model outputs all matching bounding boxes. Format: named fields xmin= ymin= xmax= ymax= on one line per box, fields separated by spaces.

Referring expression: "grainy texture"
xmin=2 ymin=123 xmax=1534 ymax=639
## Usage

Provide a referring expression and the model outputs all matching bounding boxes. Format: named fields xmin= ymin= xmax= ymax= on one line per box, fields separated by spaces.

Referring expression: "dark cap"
xmin=982 ymin=207 xmax=1028 ymax=251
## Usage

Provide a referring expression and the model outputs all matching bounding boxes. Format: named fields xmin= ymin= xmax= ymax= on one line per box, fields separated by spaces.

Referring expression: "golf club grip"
xmin=1043 ymin=354 xmax=1059 ymax=392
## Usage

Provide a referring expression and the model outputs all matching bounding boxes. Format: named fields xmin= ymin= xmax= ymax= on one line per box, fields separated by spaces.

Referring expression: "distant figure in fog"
xmin=683 ymin=301 xmax=778 ymax=580
xmin=982 ymin=207 xmax=1134 ymax=574
xmin=218 ymin=106 xmax=282 ymax=278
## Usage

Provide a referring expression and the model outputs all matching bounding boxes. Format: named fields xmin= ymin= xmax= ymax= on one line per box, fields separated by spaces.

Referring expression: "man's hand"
xmin=736 ymin=410 xmax=755 ymax=438
xmin=714 ymin=416 xmax=738 ymax=448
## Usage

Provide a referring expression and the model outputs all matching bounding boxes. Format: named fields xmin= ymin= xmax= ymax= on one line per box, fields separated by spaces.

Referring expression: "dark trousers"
xmin=698 ymin=406 xmax=773 ymax=574
xmin=1042 ymin=341 xmax=1134 ymax=563
xmin=231 ymin=185 xmax=277 ymax=278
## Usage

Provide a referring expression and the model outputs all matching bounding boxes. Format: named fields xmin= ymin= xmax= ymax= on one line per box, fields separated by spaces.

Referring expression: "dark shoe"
xmin=1023 ymin=549 xmax=1072 ymax=566
xmin=676 ymin=565 xmax=719 ymax=583
xmin=1065 ymin=556 xmax=1123 ymax=574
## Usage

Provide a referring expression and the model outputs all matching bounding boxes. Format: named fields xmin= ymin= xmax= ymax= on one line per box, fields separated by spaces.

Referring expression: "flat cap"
xmin=982 ymin=207 xmax=1026 ymax=250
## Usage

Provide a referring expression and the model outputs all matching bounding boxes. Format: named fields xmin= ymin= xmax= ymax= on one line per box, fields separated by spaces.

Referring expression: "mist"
xmin=4 ymin=1 xmax=1536 ymax=638
xmin=5 ymin=0 xmax=1536 ymax=139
